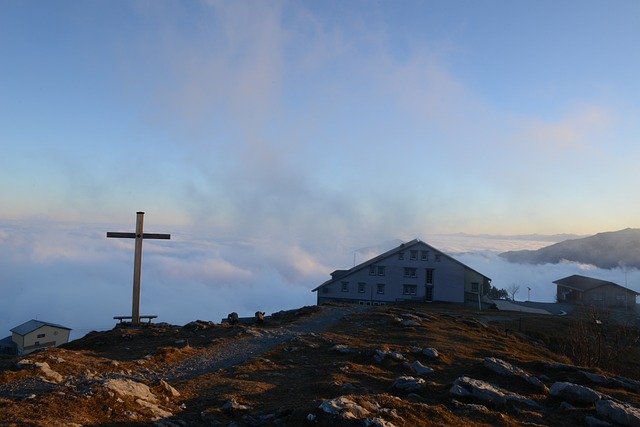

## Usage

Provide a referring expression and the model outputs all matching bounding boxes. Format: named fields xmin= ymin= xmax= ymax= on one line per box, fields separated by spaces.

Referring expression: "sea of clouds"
xmin=1 ymin=221 xmax=637 ymax=341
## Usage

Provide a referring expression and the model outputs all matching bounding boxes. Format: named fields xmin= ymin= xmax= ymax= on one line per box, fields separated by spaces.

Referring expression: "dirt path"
xmin=156 ymin=304 xmax=367 ymax=382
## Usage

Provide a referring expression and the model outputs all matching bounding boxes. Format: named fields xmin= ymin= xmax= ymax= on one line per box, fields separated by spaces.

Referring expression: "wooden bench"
xmin=113 ymin=315 xmax=158 ymax=324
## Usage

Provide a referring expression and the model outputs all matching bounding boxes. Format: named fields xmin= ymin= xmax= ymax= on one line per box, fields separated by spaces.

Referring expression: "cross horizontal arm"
xmin=106 ymin=232 xmax=171 ymax=240
xmin=143 ymin=233 xmax=171 ymax=240
xmin=107 ymin=232 xmax=136 ymax=238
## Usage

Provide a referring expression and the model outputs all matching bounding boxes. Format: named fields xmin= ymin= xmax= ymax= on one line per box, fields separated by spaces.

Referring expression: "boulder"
xmin=422 ymin=348 xmax=439 ymax=358
xmin=404 ymin=361 xmax=434 ymax=376
xmin=221 ymin=397 xmax=252 ymax=411
xmin=596 ymin=399 xmax=640 ymax=427
xmin=484 ymin=357 xmax=547 ymax=391
xmin=158 ymin=380 xmax=180 ymax=397
xmin=392 ymin=376 xmax=426 ymax=393
xmin=375 ymin=350 xmax=406 ymax=363
xmin=549 ymin=382 xmax=608 ymax=404
xmin=449 ymin=376 xmax=539 ymax=409
xmin=103 ymin=379 xmax=158 ymax=403
xmin=319 ymin=396 xmax=370 ymax=419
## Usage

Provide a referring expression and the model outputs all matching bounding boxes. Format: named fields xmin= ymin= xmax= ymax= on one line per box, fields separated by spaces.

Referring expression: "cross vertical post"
xmin=131 ymin=212 xmax=144 ymax=326
xmin=107 ymin=212 xmax=171 ymax=326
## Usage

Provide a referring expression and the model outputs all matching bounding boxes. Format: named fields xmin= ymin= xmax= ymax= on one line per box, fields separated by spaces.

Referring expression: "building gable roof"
xmin=312 ymin=238 xmax=490 ymax=292
xmin=10 ymin=320 xmax=71 ymax=336
xmin=553 ymin=274 xmax=640 ymax=296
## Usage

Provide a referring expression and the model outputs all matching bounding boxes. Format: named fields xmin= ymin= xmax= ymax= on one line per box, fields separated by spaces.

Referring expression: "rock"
xmin=392 ymin=376 xmax=426 ymax=392
xmin=404 ymin=361 xmax=434 ymax=376
xmin=585 ymin=415 xmax=614 ymax=427
xmin=136 ymin=398 xmax=173 ymax=420
xmin=449 ymin=376 xmax=539 ymax=409
xmin=400 ymin=320 xmax=421 ymax=327
xmin=422 ymin=348 xmax=439 ymax=358
xmin=596 ymin=399 xmax=640 ymax=426
xmin=16 ymin=360 xmax=64 ymax=383
xmin=319 ymin=396 xmax=370 ymax=419
xmin=103 ymin=379 xmax=158 ymax=403
xmin=484 ymin=357 xmax=547 ymax=391
xmin=330 ymin=344 xmax=357 ymax=354
xmin=159 ymin=380 xmax=181 ymax=397
xmin=363 ymin=417 xmax=398 ymax=427
xmin=375 ymin=349 xmax=406 ymax=363
xmin=222 ymin=398 xmax=252 ymax=411
xmin=451 ymin=399 xmax=489 ymax=412
xmin=549 ymin=382 xmax=608 ymax=404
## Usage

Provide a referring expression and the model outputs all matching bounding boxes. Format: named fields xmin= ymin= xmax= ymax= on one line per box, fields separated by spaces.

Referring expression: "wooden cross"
xmin=107 ymin=212 xmax=171 ymax=326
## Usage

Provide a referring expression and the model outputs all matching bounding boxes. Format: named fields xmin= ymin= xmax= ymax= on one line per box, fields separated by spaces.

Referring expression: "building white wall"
xmin=13 ymin=325 xmax=70 ymax=355
xmin=317 ymin=242 xmax=469 ymax=305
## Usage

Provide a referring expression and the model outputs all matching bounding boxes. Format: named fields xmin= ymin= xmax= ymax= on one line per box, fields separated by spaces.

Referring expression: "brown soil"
xmin=0 ymin=302 xmax=639 ymax=426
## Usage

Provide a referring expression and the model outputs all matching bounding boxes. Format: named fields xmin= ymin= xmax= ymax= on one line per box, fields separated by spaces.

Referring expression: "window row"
xmin=398 ymin=250 xmax=441 ymax=262
xmin=338 ymin=282 xmax=420 ymax=296
xmin=369 ymin=266 xmax=435 ymax=279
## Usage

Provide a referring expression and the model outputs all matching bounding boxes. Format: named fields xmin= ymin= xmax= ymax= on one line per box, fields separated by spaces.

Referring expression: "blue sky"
xmin=2 ymin=0 xmax=639 ymax=236
xmin=1 ymin=1 xmax=640 ymax=336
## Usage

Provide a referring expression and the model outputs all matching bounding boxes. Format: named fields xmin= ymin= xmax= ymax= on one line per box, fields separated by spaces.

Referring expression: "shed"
xmin=10 ymin=320 xmax=71 ymax=355
xmin=553 ymin=274 xmax=639 ymax=308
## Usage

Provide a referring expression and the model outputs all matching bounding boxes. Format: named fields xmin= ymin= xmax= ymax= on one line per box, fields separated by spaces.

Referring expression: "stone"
xmin=16 ymin=360 xmax=63 ymax=383
xmin=221 ymin=398 xmax=251 ymax=411
xmin=596 ymin=399 xmax=640 ymax=427
xmin=404 ymin=361 xmax=434 ymax=376
xmin=392 ymin=376 xmax=426 ymax=392
xmin=136 ymin=398 xmax=173 ymax=420
xmin=484 ymin=357 xmax=547 ymax=391
xmin=319 ymin=396 xmax=370 ymax=419
xmin=422 ymin=348 xmax=439 ymax=358
xmin=330 ymin=344 xmax=357 ymax=354
xmin=401 ymin=320 xmax=421 ymax=327
xmin=449 ymin=376 xmax=539 ymax=409
xmin=585 ymin=415 xmax=614 ymax=427
xmin=159 ymin=380 xmax=181 ymax=397
xmin=375 ymin=349 xmax=406 ymax=363
xmin=549 ymin=382 xmax=608 ymax=404
xmin=451 ymin=399 xmax=489 ymax=412
xmin=103 ymin=379 xmax=158 ymax=403
xmin=363 ymin=417 xmax=398 ymax=427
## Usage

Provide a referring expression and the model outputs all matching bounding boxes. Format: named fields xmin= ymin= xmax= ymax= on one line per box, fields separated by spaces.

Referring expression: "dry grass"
xmin=1 ymin=302 xmax=639 ymax=426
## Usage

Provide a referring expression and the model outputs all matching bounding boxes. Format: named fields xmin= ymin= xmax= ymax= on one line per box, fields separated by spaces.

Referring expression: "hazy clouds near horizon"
xmin=1 ymin=222 xmax=637 ymax=340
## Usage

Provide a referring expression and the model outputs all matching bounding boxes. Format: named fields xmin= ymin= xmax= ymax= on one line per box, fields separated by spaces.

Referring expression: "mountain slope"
xmin=2 ymin=303 xmax=640 ymax=426
xmin=499 ymin=228 xmax=640 ymax=269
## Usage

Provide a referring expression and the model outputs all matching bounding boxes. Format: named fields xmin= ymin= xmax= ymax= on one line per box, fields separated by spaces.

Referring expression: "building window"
xmin=471 ymin=282 xmax=479 ymax=293
xmin=377 ymin=283 xmax=385 ymax=294
xmin=404 ymin=267 xmax=417 ymax=278
xmin=323 ymin=287 xmax=329 ymax=294
xmin=410 ymin=250 xmax=418 ymax=260
xmin=592 ymin=293 xmax=603 ymax=301
xmin=426 ymin=268 xmax=434 ymax=284
xmin=403 ymin=285 xmax=417 ymax=295
xmin=341 ymin=282 xmax=349 ymax=292
xmin=434 ymin=254 xmax=441 ymax=262
xmin=358 ymin=282 xmax=366 ymax=293
xmin=398 ymin=252 xmax=405 ymax=260
xmin=616 ymin=293 xmax=625 ymax=300
xmin=37 ymin=334 xmax=45 ymax=339
xmin=369 ymin=266 xmax=376 ymax=276
xmin=377 ymin=266 xmax=385 ymax=276
xmin=34 ymin=341 xmax=40 ymax=346
xmin=421 ymin=250 xmax=428 ymax=261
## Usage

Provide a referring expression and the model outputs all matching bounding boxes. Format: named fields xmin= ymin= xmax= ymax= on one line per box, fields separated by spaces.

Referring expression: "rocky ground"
xmin=1 ymin=302 xmax=640 ymax=426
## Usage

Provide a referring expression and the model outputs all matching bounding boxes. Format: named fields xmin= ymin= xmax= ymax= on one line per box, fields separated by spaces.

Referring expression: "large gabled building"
xmin=312 ymin=239 xmax=491 ymax=306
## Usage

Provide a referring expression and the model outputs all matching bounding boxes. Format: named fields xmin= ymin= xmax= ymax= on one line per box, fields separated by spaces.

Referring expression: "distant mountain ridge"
xmin=499 ymin=228 xmax=640 ymax=269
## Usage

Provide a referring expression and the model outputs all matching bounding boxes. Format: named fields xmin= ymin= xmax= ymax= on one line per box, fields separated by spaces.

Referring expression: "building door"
xmin=425 ymin=268 xmax=434 ymax=302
